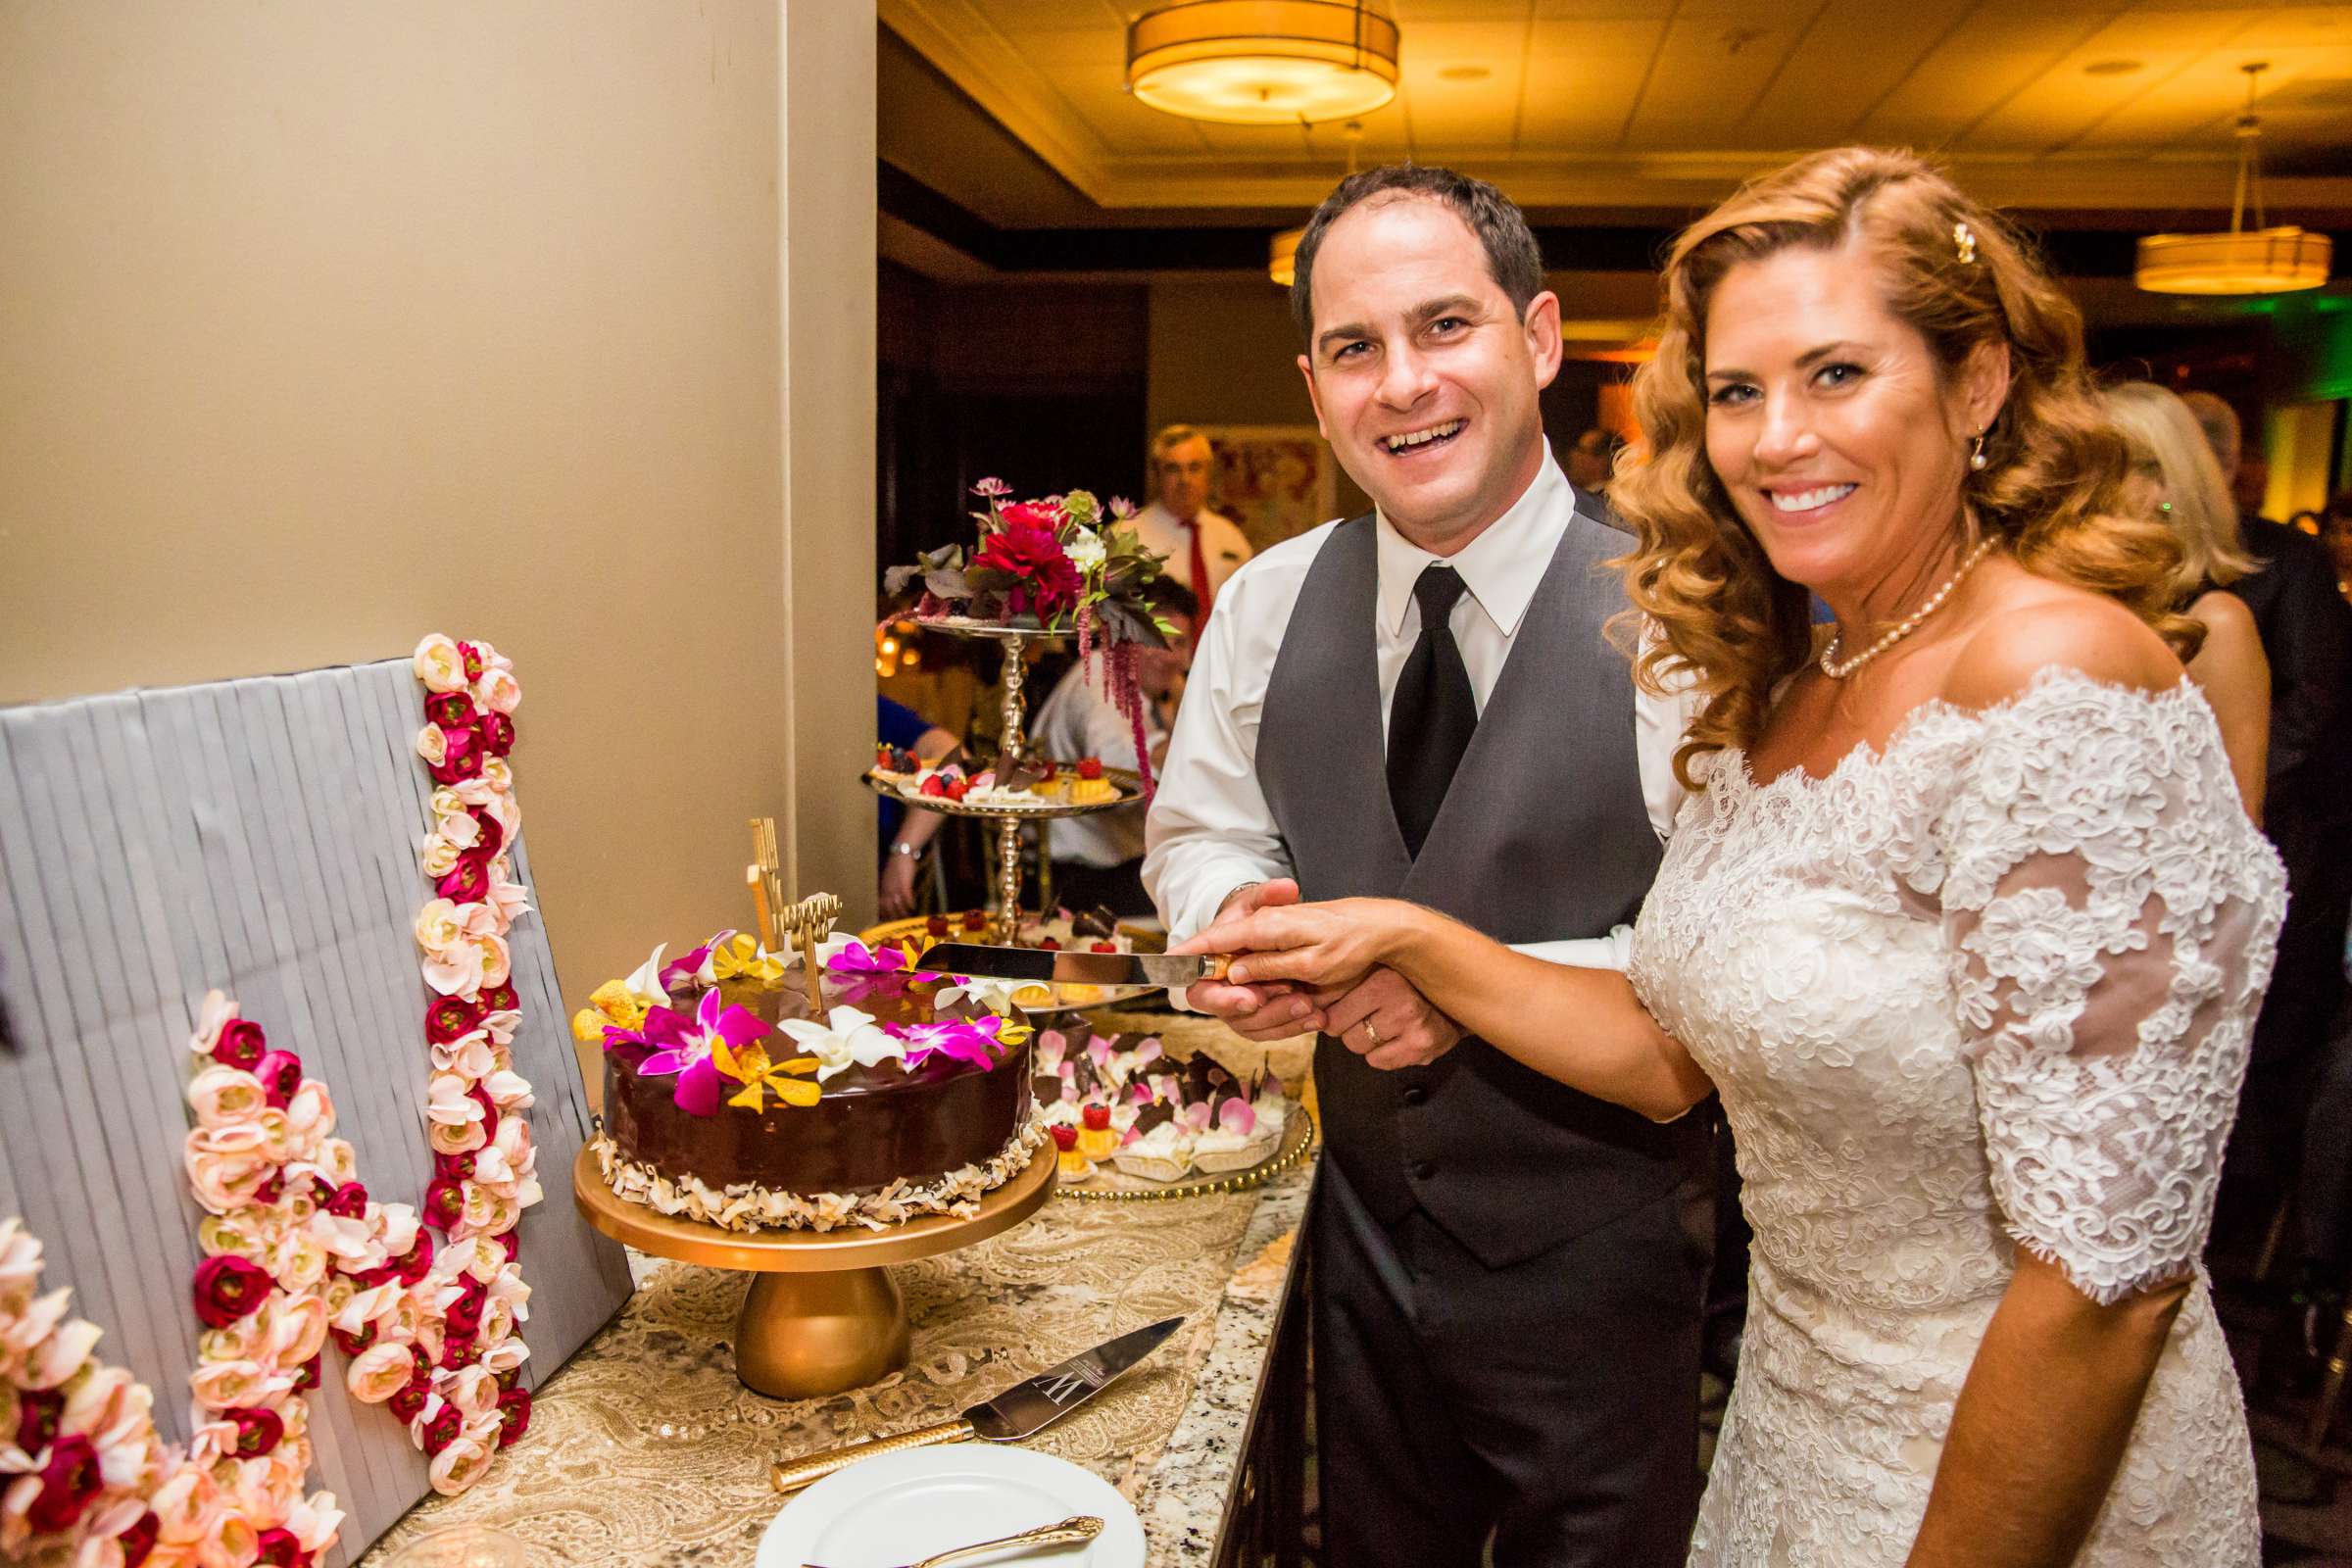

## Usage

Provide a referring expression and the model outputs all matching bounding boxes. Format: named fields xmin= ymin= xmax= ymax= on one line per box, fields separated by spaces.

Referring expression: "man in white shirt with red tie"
xmin=1129 ymin=424 xmax=1253 ymax=623
xmin=1143 ymin=167 xmax=1706 ymax=1567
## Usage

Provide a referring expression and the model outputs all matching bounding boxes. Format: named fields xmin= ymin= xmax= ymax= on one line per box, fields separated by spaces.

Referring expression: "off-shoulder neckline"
xmin=1725 ymin=663 xmax=2201 ymax=798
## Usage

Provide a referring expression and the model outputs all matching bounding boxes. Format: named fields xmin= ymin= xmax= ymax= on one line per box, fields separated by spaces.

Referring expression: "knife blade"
xmin=922 ymin=944 xmax=1230 ymax=990
xmin=770 ymin=1316 xmax=1186 ymax=1494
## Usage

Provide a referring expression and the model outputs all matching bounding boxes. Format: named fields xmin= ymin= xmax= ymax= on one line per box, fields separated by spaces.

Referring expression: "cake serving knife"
xmin=770 ymin=1316 xmax=1185 ymax=1494
xmin=920 ymin=945 xmax=1232 ymax=990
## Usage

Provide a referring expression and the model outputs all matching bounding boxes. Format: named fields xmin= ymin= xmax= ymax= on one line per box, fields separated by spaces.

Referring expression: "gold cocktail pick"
xmin=786 ymin=893 xmax=841 ymax=1015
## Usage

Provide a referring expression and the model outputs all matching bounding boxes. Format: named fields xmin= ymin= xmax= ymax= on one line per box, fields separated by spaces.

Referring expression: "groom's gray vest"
xmin=1258 ymin=495 xmax=1698 ymax=1268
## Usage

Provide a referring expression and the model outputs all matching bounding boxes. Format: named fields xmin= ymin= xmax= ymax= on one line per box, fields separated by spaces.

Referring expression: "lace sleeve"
xmin=1932 ymin=672 xmax=2287 ymax=1305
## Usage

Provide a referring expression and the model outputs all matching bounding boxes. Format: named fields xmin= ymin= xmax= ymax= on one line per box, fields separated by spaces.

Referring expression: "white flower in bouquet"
xmin=1064 ymin=527 xmax=1107 ymax=574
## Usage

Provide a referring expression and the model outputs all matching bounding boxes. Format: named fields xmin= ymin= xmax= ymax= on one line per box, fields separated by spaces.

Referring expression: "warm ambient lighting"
xmin=1269 ymin=224 xmax=1303 ymax=286
xmin=1128 ymin=1 xmax=1399 ymax=126
xmin=2137 ymin=63 xmax=2331 ymax=296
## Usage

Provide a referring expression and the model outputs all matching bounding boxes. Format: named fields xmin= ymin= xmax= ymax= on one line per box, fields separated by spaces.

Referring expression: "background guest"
xmin=2323 ymin=491 xmax=2352 ymax=599
xmin=878 ymin=695 xmax=956 ymax=918
xmin=2102 ymin=382 xmax=2269 ymax=818
xmin=1128 ymin=423 xmax=1253 ymax=624
xmin=1563 ymin=425 xmax=1617 ymax=491
xmin=1032 ymin=578 xmax=1197 ymax=917
xmin=2179 ymin=392 xmax=2352 ymax=1275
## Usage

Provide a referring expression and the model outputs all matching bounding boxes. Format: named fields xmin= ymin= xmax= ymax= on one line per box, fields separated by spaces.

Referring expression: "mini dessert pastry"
xmin=576 ymin=928 xmax=1045 ymax=1232
xmin=869 ymin=749 xmax=1125 ymax=811
xmin=1034 ymin=1029 xmax=1289 ymax=1184
xmin=1050 ymin=1122 xmax=1094 ymax=1182
xmin=1011 ymin=906 xmax=1136 ymax=1006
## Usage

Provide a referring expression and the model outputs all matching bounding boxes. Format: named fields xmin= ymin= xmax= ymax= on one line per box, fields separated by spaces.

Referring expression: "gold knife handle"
xmin=770 ymin=1418 xmax=975 ymax=1494
xmin=1197 ymin=954 xmax=1232 ymax=981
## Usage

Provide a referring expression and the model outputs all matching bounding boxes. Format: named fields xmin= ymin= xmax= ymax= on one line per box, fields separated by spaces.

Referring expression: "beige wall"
xmin=1 ymin=2 xmax=876 ymax=1027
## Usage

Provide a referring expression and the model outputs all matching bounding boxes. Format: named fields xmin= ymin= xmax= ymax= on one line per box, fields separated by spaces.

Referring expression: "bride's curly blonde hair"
xmin=1610 ymin=147 xmax=2196 ymax=787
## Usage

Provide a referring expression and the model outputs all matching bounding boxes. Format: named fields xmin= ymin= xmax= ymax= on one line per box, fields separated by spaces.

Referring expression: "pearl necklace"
xmin=1818 ymin=538 xmax=1997 ymax=679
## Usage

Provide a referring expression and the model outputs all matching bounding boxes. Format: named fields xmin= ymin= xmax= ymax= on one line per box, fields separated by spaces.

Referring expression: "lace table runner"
xmin=362 ymin=1159 xmax=1310 ymax=1565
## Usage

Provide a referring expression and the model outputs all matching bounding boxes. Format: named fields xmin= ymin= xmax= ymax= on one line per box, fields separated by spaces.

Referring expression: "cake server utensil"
xmin=770 ymin=1316 xmax=1184 ymax=1494
xmin=921 ymin=945 xmax=1231 ymax=990
xmin=803 ymin=1515 xmax=1102 ymax=1568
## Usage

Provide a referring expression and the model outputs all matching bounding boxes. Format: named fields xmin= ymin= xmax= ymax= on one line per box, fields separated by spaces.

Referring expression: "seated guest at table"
xmin=1149 ymin=164 xmax=1708 ymax=1568
xmin=1183 ymin=146 xmax=2282 ymax=1568
xmin=1129 ymin=424 xmax=1251 ymax=624
xmin=1033 ymin=579 xmax=1196 ymax=918
xmin=878 ymin=696 xmax=956 ymax=918
xmin=2102 ymin=381 xmax=2269 ymax=817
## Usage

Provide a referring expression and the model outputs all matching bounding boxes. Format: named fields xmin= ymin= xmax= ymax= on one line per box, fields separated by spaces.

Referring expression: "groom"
xmin=1144 ymin=167 xmax=1708 ymax=1566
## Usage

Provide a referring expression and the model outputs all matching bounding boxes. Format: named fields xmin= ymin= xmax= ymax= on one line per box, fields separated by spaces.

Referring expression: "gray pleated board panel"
xmin=0 ymin=657 xmax=634 ymax=1561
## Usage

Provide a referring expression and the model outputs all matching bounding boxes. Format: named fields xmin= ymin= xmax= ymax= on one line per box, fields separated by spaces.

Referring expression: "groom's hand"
xmin=1186 ymin=879 xmax=1327 ymax=1041
xmin=1320 ymin=967 xmax=1462 ymax=1070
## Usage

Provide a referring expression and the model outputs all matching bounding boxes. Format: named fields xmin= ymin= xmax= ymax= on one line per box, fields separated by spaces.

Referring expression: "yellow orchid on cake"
xmin=710 ymin=1039 xmax=822 ymax=1111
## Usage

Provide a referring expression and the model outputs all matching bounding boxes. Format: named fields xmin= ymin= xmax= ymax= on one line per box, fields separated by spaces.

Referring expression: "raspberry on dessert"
xmin=1077 ymin=758 xmax=1103 ymax=780
xmin=943 ymin=778 xmax=969 ymax=802
xmin=1039 ymin=937 xmax=1061 ymax=951
xmin=1049 ymin=1123 xmax=1078 ymax=1151
xmin=919 ymin=775 xmax=948 ymax=798
xmin=1090 ymin=940 xmax=1117 ymax=954
xmin=962 ymin=909 xmax=988 ymax=931
xmin=1039 ymin=760 xmax=1058 ymax=779
xmin=925 ymin=914 xmax=950 ymax=937
xmin=1082 ymin=1103 xmax=1111 ymax=1131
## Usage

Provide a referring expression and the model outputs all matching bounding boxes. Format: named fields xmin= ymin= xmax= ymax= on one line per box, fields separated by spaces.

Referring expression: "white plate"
xmin=756 ymin=1444 xmax=1146 ymax=1568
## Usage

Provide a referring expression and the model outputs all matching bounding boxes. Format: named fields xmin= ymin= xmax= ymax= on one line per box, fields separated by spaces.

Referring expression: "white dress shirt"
xmin=1029 ymin=662 xmax=1167 ymax=869
xmin=1130 ymin=501 xmax=1254 ymax=603
xmin=1143 ymin=453 xmax=1690 ymax=972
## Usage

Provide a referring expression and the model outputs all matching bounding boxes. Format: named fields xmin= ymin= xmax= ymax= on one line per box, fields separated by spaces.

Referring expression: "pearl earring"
xmin=1969 ymin=432 xmax=1988 ymax=472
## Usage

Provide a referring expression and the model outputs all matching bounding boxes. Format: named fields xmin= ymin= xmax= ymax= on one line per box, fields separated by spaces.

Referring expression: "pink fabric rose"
xmin=426 ymin=1437 xmax=493 ymax=1497
xmin=413 ymin=634 xmax=467 ymax=694
xmin=343 ymin=1343 xmax=416 ymax=1404
xmin=187 ymin=1065 xmax=268 ymax=1130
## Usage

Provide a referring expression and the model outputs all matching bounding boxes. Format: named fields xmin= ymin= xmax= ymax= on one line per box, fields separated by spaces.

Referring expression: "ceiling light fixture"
xmin=1128 ymin=1 xmax=1400 ymax=126
xmin=2136 ymin=63 xmax=2331 ymax=296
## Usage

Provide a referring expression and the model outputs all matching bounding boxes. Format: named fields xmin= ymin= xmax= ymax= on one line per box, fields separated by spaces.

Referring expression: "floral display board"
xmin=0 ymin=657 xmax=632 ymax=1564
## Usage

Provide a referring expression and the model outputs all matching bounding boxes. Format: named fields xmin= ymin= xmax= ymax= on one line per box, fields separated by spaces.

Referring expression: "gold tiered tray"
xmin=572 ymin=1144 xmax=1054 ymax=1400
xmin=859 ymin=763 xmax=1143 ymax=819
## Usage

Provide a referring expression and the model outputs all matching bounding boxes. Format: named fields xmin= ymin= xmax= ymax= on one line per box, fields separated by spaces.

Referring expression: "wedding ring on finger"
xmin=1360 ymin=1018 xmax=1382 ymax=1049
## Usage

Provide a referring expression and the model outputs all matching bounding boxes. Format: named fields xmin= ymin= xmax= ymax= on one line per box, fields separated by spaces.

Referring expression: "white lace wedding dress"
xmin=1629 ymin=669 xmax=2283 ymax=1566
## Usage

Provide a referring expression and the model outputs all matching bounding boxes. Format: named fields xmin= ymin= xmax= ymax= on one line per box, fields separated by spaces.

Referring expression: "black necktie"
xmin=1387 ymin=564 xmax=1478 ymax=859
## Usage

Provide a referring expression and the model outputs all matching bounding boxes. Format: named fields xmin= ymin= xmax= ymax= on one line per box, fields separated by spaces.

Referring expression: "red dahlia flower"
xmin=974 ymin=519 xmax=1082 ymax=619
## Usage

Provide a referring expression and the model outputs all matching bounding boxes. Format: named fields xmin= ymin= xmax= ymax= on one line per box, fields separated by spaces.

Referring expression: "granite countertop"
xmin=362 ymin=1017 xmax=1316 ymax=1567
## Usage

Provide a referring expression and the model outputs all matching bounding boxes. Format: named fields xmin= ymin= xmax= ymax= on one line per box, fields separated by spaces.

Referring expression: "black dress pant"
xmin=1309 ymin=1161 xmax=1706 ymax=1568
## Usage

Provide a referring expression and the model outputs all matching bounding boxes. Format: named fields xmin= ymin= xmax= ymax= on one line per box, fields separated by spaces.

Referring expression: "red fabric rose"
xmin=226 ymin=1405 xmax=284 ymax=1458
xmin=479 ymin=710 xmax=516 ymax=757
xmin=215 ymin=1018 xmax=269 ymax=1070
xmin=457 ymin=642 xmax=487 ymax=684
xmin=256 ymin=1525 xmax=311 ymax=1568
xmin=12 ymin=1386 xmax=61 ymax=1454
xmin=394 ymin=1231 xmax=435 ymax=1286
xmin=973 ymin=518 xmax=1082 ymax=619
xmin=329 ymin=1321 xmax=376 ymax=1356
xmin=423 ymin=692 xmax=479 ymax=732
xmin=323 ymin=1181 xmax=368 ymax=1220
xmin=429 ymin=724 xmax=484 ymax=785
xmin=252 ymin=1050 xmax=303 ymax=1109
xmin=438 ymin=1334 xmax=479 ymax=1371
xmin=467 ymin=1085 xmax=501 ymax=1140
xmin=419 ymin=1400 xmax=463 ymax=1455
xmin=443 ymin=1284 xmax=485 ymax=1339
xmin=25 ymin=1434 xmax=100 ymax=1533
xmin=494 ymin=1364 xmax=522 ymax=1393
xmin=496 ymin=1388 xmax=533 ymax=1448
xmin=193 ymin=1255 xmax=272 ymax=1329
xmin=437 ymin=849 xmax=493 ymax=904
xmin=118 ymin=1510 xmax=160 ymax=1568
xmin=494 ymin=1229 xmax=518 ymax=1263
xmin=479 ymin=981 xmax=519 ymax=1014
xmin=470 ymin=808 xmax=506 ymax=858
xmin=425 ymin=995 xmax=482 ymax=1045
xmin=387 ymin=1383 xmax=429 ymax=1425
xmin=253 ymin=1171 xmax=286 ymax=1206
xmin=291 ymin=1354 xmax=322 ymax=1394
xmin=434 ymin=1150 xmax=476 ymax=1181
xmin=422 ymin=1177 xmax=466 ymax=1231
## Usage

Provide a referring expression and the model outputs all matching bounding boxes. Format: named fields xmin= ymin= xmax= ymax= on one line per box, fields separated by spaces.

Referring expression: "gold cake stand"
xmin=572 ymin=1144 xmax=1054 ymax=1400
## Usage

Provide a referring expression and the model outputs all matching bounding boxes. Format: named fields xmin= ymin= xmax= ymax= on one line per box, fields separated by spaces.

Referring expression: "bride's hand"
xmin=1173 ymin=898 xmax=1420 ymax=993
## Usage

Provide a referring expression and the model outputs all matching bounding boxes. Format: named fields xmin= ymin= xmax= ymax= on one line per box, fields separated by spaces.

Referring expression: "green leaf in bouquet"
xmin=1092 ymin=595 xmax=1171 ymax=650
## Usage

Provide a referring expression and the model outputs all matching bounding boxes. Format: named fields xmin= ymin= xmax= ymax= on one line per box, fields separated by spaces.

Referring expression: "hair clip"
xmin=1953 ymin=220 xmax=1978 ymax=266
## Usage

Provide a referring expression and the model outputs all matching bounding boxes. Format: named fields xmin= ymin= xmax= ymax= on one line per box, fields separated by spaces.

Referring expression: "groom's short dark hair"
xmin=1289 ymin=165 xmax=1544 ymax=343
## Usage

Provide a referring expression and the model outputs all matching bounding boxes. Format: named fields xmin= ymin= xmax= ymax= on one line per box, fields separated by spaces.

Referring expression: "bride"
xmin=1182 ymin=148 xmax=2281 ymax=1567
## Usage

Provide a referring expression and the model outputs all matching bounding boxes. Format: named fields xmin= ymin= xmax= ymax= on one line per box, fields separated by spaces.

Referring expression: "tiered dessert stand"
xmin=864 ymin=621 xmax=1141 ymax=945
